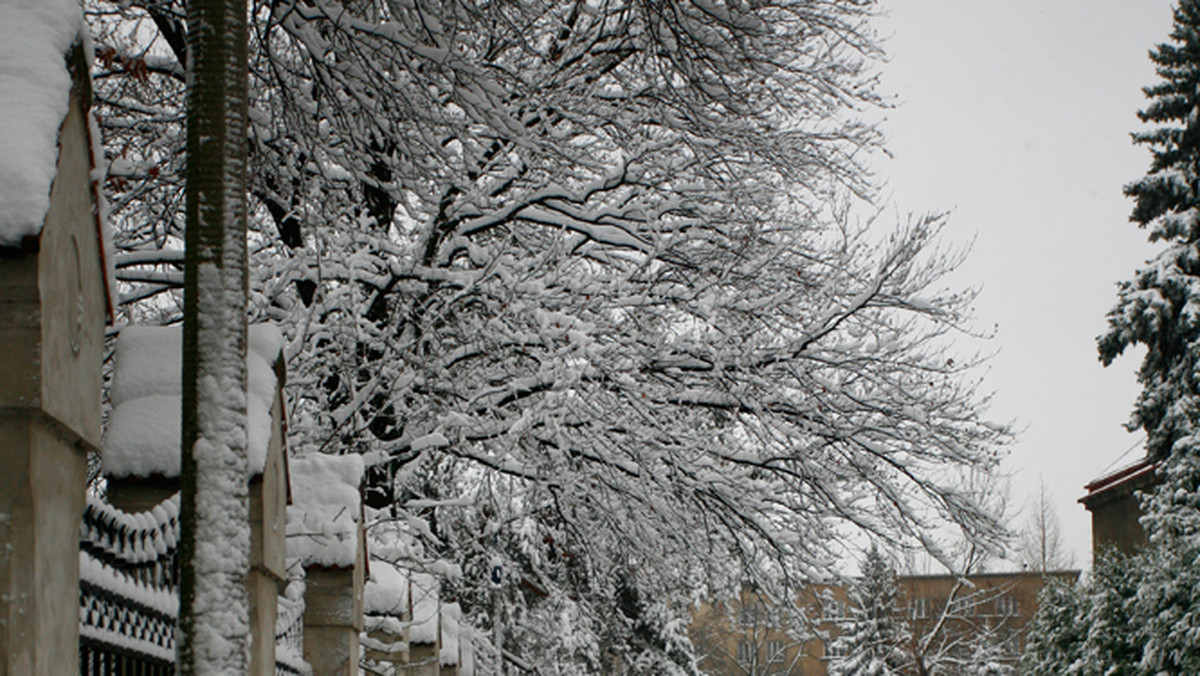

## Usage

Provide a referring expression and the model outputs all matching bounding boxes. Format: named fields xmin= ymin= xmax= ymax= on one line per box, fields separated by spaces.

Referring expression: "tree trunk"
xmin=178 ymin=0 xmax=250 ymax=673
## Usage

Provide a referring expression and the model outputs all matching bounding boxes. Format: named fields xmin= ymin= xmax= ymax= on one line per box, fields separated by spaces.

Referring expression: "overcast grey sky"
xmin=875 ymin=0 xmax=1177 ymax=565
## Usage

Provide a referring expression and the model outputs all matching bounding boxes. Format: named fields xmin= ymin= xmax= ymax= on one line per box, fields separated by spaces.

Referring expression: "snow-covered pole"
xmin=178 ymin=0 xmax=250 ymax=673
xmin=493 ymin=584 xmax=504 ymax=676
xmin=491 ymin=551 xmax=504 ymax=676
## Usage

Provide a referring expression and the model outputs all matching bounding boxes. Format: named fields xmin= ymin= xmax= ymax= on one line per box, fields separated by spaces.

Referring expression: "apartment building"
xmin=690 ymin=570 xmax=1079 ymax=675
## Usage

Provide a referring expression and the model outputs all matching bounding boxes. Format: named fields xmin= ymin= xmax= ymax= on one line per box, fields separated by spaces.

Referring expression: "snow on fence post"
xmin=439 ymin=602 xmax=463 ymax=676
xmin=100 ymin=323 xmax=289 ymax=675
xmin=407 ymin=572 xmax=441 ymax=676
xmin=287 ymin=455 xmax=367 ymax=676
xmin=362 ymin=560 xmax=411 ymax=673
xmin=0 ymin=2 xmax=113 ymax=673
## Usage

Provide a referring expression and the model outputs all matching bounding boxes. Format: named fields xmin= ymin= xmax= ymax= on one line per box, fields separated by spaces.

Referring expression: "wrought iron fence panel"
xmin=79 ymin=494 xmax=179 ymax=675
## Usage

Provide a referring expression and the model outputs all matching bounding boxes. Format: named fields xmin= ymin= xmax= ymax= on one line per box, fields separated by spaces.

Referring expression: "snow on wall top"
xmin=287 ymin=454 xmax=364 ymax=569
xmin=409 ymin=571 xmax=439 ymax=645
xmin=364 ymin=560 xmax=410 ymax=616
xmin=102 ymin=324 xmax=284 ymax=479
xmin=440 ymin=602 xmax=461 ymax=666
xmin=0 ymin=0 xmax=85 ymax=246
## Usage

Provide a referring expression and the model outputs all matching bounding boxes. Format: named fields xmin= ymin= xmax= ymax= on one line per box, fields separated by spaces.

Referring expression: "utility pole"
xmin=177 ymin=0 xmax=250 ymax=673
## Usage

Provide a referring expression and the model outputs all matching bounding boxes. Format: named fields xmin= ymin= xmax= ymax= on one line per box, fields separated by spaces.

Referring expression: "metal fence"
xmin=77 ymin=493 xmax=310 ymax=675
xmin=78 ymin=494 xmax=179 ymax=675
xmin=275 ymin=585 xmax=307 ymax=676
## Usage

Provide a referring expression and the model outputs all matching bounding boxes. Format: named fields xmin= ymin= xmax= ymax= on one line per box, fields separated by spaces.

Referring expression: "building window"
xmin=996 ymin=596 xmax=1019 ymax=617
xmin=822 ymin=598 xmax=846 ymax=620
xmin=1003 ymin=632 xmax=1021 ymax=656
xmin=911 ymin=597 xmax=930 ymax=619
xmin=824 ymin=639 xmax=846 ymax=660
xmin=739 ymin=601 xmax=759 ymax=626
xmin=737 ymin=639 xmax=755 ymax=665
xmin=766 ymin=639 xmax=784 ymax=663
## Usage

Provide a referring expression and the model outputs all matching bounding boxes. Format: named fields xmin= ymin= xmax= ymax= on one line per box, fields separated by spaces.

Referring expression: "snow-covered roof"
xmin=102 ymin=324 xmax=285 ymax=479
xmin=0 ymin=0 xmax=86 ymax=246
xmin=1079 ymin=458 xmax=1158 ymax=506
xmin=286 ymin=454 xmax=364 ymax=569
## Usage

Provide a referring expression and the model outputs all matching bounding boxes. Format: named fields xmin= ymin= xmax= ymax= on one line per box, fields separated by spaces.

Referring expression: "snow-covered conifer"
xmin=829 ymin=545 xmax=908 ymax=676
xmin=1096 ymin=3 xmax=1200 ymax=672
xmin=1021 ymin=577 xmax=1086 ymax=676
xmin=1077 ymin=550 xmax=1141 ymax=676
xmin=1100 ymin=0 xmax=1200 ymax=544
xmin=1126 ymin=541 xmax=1200 ymax=674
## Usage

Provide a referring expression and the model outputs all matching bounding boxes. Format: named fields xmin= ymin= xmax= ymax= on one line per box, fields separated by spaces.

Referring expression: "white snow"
xmin=440 ymin=602 xmax=461 ymax=666
xmin=0 ymin=0 xmax=85 ymax=246
xmin=459 ymin=625 xmax=476 ymax=676
xmin=410 ymin=432 xmax=449 ymax=451
xmin=104 ymin=394 xmax=184 ymax=477
xmin=102 ymin=324 xmax=283 ymax=478
xmin=409 ymin=572 xmax=439 ymax=644
xmin=286 ymin=454 xmax=364 ymax=568
xmin=364 ymin=559 xmax=410 ymax=616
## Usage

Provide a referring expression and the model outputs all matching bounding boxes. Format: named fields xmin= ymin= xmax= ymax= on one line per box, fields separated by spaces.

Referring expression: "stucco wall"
xmin=0 ymin=49 xmax=102 ymax=676
xmin=248 ymin=402 xmax=287 ymax=676
xmin=36 ymin=78 xmax=105 ymax=451
xmin=0 ymin=410 xmax=87 ymax=676
xmin=248 ymin=568 xmax=280 ymax=676
xmin=303 ymin=562 xmax=366 ymax=676
xmin=0 ymin=250 xmax=40 ymax=411
xmin=252 ymin=386 xmax=288 ymax=580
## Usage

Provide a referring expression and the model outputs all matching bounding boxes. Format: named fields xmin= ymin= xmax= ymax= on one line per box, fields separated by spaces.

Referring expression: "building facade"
xmin=1079 ymin=459 xmax=1158 ymax=555
xmin=690 ymin=570 xmax=1080 ymax=676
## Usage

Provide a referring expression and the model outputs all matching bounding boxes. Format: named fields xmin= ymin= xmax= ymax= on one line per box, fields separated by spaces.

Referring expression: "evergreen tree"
xmin=1097 ymin=5 xmax=1200 ymax=672
xmin=829 ymin=546 xmax=908 ymax=676
xmin=1023 ymin=545 xmax=1200 ymax=676
xmin=1100 ymin=0 xmax=1200 ymax=544
xmin=964 ymin=633 xmax=1015 ymax=676
xmin=1126 ymin=541 xmax=1200 ymax=673
xmin=1078 ymin=550 xmax=1142 ymax=676
xmin=1021 ymin=577 xmax=1086 ymax=675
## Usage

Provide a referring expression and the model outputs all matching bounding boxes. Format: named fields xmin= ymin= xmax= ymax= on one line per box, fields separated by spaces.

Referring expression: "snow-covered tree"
xmin=1021 ymin=576 xmax=1086 ymax=676
xmin=1024 ymin=544 xmax=1200 ymax=675
xmin=829 ymin=545 xmax=908 ymax=676
xmin=85 ymin=0 xmax=1010 ymax=669
xmin=1124 ymin=540 xmax=1200 ymax=674
xmin=901 ymin=546 xmax=1019 ymax=676
xmin=689 ymin=588 xmax=809 ymax=676
xmin=1046 ymin=549 xmax=1137 ymax=676
xmin=1100 ymin=0 xmax=1200 ymax=545
xmin=1091 ymin=3 xmax=1200 ymax=673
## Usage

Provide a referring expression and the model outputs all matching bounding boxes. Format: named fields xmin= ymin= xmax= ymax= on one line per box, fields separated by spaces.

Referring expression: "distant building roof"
xmin=1079 ymin=458 xmax=1158 ymax=508
xmin=896 ymin=569 xmax=1081 ymax=583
